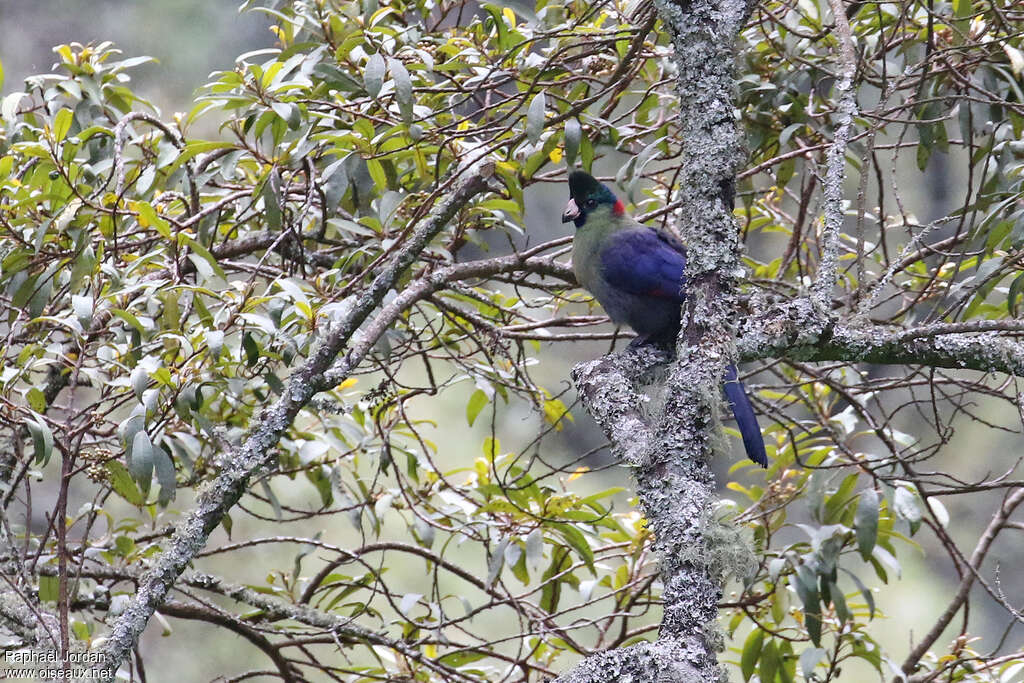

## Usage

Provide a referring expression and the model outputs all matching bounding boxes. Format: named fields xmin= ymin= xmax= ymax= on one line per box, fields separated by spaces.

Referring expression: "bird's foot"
xmin=626 ymin=335 xmax=675 ymax=353
xmin=626 ymin=335 xmax=651 ymax=350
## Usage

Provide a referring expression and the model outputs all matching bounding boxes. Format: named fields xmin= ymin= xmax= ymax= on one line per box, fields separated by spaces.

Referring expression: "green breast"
xmin=571 ymin=206 xmax=617 ymax=296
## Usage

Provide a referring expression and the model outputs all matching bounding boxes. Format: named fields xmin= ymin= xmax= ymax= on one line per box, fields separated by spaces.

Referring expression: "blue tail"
xmin=722 ymin=364 xmax=768 ymax=467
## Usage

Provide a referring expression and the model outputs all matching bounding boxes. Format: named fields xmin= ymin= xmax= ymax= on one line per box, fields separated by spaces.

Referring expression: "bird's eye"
xmin=584 ymin=198 xmax=597 ymax=208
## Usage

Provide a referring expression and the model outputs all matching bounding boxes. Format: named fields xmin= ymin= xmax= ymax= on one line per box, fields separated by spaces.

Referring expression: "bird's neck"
xmin=578 ymin=205 xmax=627 ymax=241
xmin=572 ymin=206 xmax=630 ymax=290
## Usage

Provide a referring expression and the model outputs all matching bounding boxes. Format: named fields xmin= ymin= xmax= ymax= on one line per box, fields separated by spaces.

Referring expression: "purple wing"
xmin=600 ymin=228 xmax=687 ymax=302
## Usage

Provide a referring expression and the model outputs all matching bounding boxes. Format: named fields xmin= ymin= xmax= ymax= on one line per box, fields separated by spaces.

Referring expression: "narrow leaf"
xmin=38 ymin=576 xmax=60 ymax=603
xmin=526 ymin=92 xmax=546 ymax=143
xmin=893 ymin=486 xmax=922 ymax=535
xmin=741 ymin=628 xmax=764 ymax=681
xmin=855 ymin=487 xmax=879 ymax=560
xmin=525 ymin=528 xmax=543 ymax=573
xmin=840 ymin=567 xmax=876 ymax=618
xmin=364 ymin=53 xmax=386 ymax=97
xmin=486 ymin=537 xmax=508 ymax=589
xmin=263 ymin=170 xmax=282 ymax=231
xmin=564 ymin=118 xmax=582 ymax=166
xmin=27 ymin=416 xmax=53 ymax=467
xmin=389 ymin=58 xmax=413 ymax=123
xmin=128 ymin=430 xmax=155 ymax=494
xmin=154 ymin=447 xmax=176 ymax=507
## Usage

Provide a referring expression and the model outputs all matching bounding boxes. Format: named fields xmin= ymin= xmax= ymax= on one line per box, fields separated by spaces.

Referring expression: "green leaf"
xmin=482 ymin=436 xmax=499 ymax=459
xmin=389 ymin=58 xmax=413 ymax=123
xmin=438 ymin=650 xmax=488 ymax=668
xmin=916 ymin=133 xmax=932 ymax=170
xmin=486 ymin=537 xmax=508 ymax=589
xmin=71 ymin=294 xmax=93 ymax=329
xmin=53 ymin=108 xmax=73 ymax=143
xmin=551 ymin=522 xmax=594 ymax=573
xmin=759 ymin=639 xmax=779 ymax=683
xmin=261 ymin=480 xmax=283 ymax=520
xmin=306 ymin=466 xmax=333 ymax=507
xmin=852 ymin=634 xmax=884 ymax=673
xmin=741 ymin=628 xmax=764 ymax=681
xmin=131 ymin=365 xmax=148 ymax=402
xmin=792 ymin=562 xmax=822 ymax=646
xmin=543 ymin=397 xmax=572 ymax=430
xmin=398 ymin=592 xmax=422 ymax=617
xmin=109 ymin=309 xmax=147 ymax=336
xmin=871 ymin=544 xmax=901 ymax=580
xmin=1008 ymin=272 xmax=1024 ymax=316
xmin=128 ymin=430 xmax=155 ymax=494
xmin=71 ymin=620 xmax=91 ymax=641
xmin=39 ymin=575 xmax=60 ymax=603
xmin=855 ymin=487 xmax=879 ymax=560
xmin=154 ymin=446 xmax=177 ymax=507
xmin=263 ymin=169 xmax=282 ymax=231
xmin=525 ymin=528 xmax=543 ymax=574
xmin=162 ymin=140 xmax=235 ymax=175
xmin=539 ymin=546 xmax=570 ymax=613
xmin=364 ymin=53 xmax=386 ymax=97
xmin=26 ymin=387 xmax=47 ymax=413
xmin=829 ymin=579 xmax=850 ymax=623
xmin=243 ymin=331 xmax=260 ymax=366
xmin=27 ymin=416 xmax=53 ymax=467
xmin=564 ymin=118 xmax=582 ymax=166
xmin=466 ymin=389 xmax=488 ymax=427
xmin=206 ymin=329 xmax=224 ymax=360
xmin=526 ymin=91 xmax=546 ymax=143
xmin=107 ymin=461 xmax=145 ymax=506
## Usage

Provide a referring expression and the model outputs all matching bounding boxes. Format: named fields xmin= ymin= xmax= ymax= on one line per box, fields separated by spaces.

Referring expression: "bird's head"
xmin=562 ymin=171 xmax=625 ymax=228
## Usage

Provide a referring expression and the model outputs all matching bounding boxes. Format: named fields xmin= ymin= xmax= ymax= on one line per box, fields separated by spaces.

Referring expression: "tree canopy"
xmin=1 ymin=0 xmax=1024 ymax=681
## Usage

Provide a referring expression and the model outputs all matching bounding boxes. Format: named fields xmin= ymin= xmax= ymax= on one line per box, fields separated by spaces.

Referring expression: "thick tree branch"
xmin=0 ymin=589 xmax=59 ymax=650
xmin=559 ymin=0 xmax=753 ymax=680
xmin=737 ymin=298 xmax=1024 ymax=375
xmin=570 ymin=351 xmax=663 ymax=466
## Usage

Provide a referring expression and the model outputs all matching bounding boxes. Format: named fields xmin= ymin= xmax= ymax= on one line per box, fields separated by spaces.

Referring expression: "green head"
xmin=562 ymin=171 xmax=623 ymax=228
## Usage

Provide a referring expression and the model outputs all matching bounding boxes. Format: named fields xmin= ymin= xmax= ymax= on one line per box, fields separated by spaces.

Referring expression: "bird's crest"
xmin=568 ymin=171 xmax=617 ymax=206
xmin=566 ymin=171 xmax=624 ymax=223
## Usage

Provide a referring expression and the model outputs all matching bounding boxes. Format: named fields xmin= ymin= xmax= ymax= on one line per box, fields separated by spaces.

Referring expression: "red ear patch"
xmin=613 ymin=199 xmax=625 ymax=216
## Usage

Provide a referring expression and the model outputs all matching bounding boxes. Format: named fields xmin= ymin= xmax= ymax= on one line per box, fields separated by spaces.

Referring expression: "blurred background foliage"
xmin=0 ymin=0 xmax=1023 ymax=681
xmin=0 ymin=0 xmax=273 ymax=119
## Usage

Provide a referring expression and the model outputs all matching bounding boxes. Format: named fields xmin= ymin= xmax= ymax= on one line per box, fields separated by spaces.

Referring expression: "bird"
xmin=562 ymin=170 xmax=768 ymax=467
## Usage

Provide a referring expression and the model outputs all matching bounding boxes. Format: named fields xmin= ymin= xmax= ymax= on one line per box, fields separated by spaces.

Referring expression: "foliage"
xmin=0 ymin=0 xmax=1022 ymax=681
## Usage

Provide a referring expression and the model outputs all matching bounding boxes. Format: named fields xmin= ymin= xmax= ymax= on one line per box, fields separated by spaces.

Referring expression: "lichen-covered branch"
xmin=560 ymin=0 xmax=754 ymax=681
xmin=562 ymin=347 xmax=735 ymax=683
xmin=570 ymin=351 xmax=662 ymax=466
xmin=737 ymin=298 xmax=1024 ymax=375
xmin=0 ymin=589 xmax=59 ymax=651
xmin=810 ymin=0 xmax=859 ymax=308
